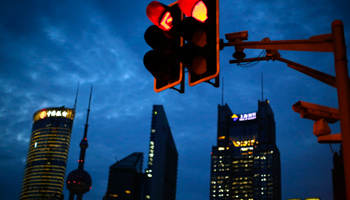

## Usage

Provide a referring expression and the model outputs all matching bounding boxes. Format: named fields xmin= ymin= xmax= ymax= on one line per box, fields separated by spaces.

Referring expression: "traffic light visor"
xmin=146 ymin=1 xmax=174 ymax=31
xmin=178 ymin=0 xmax=208 ymax=22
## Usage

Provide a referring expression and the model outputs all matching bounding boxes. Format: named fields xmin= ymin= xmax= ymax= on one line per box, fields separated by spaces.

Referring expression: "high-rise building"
xmin=103 ymin=152 xmax=144 ymax=200
xmin=144 ymin=105 xmax=178 ymax=200
xmin=210 ymin=100 xmax=281 ymax=200
xmin=19 ymin=107 xmax=75 ymax=200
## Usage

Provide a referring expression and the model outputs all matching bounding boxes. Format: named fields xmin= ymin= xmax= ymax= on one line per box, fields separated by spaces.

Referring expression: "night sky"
xmin=1 ymin=0 xmax=349 ymax=199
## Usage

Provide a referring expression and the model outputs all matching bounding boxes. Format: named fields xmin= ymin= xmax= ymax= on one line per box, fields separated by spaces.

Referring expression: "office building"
xmin=144 ymin=105 xmax=178 ymax=200
xmin=210 ymin=100 xmax=281 ymax=200
xmin=103 ymin=152 xmax=144 ymax=200
xmin=19 ymin=107 xmax=75 ymax=200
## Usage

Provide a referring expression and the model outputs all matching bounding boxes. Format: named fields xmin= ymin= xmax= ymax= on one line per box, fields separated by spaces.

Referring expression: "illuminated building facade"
xmin=144 ymin=105 xmax=178 ymax=200
xmin=210 ymin=100 xmax=281 ymax=200
xmin=103 ymin=152 xmax=144 ymax=200
xmin=19 ymin=107 xmax=75 ymax=200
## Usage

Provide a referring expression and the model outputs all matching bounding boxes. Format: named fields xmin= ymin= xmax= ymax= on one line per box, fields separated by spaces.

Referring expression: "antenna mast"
xmin=84 ymin=85 xmax=93 ymax=139
xmin=74 ymin=82 xmax=80 ymax=109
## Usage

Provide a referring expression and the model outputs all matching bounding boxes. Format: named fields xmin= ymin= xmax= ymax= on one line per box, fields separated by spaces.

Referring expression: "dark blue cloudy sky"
xmin=1 ymin=0 xmax=349 ymax=199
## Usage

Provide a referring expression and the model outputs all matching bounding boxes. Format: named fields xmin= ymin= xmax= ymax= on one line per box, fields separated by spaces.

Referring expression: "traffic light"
xmin=144 ymin=1 xmax=184 ymax=93
xmin=177 ymin=0 xmax=220 ymax=86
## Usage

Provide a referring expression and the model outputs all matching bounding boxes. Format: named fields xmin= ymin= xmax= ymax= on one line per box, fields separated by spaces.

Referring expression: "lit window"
xmin=151 ymin=129 xmax=156 ymax=133
xmin=147 ymin=174 xmax=152 ymax=177
xmin=126 ymin=190 xmax=130 ymax=194
xmin=218 ymin=147 xmax=225 ymax=151
xmin=219 ymin=136 xmax=225 ymax=140
xmin=146 ymin=195 xmax=150 ymax=199
xmin=154 ymin=111 xmax=157 ymax=114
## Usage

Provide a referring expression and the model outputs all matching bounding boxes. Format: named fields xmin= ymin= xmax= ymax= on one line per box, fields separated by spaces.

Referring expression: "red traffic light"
xmin=144 ymin=2 xmax=184 ymax=93
xmin=178 ymin=0 xmax=219 ymax=87
xmin=146 ymin=1 xmax=174 ymax=31
xmin=178 ymin=0 xmax=208 ymax=22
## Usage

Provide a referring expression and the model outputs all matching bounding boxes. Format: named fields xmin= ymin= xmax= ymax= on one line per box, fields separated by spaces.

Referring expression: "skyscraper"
xmin=19 ymin=107 xmax=75 ymax=200
xmin=144 ymin=105 xmax=178 ymax=200
xmin=210 ymin=100 xmax=281 ymax=200
xmin=103 ymin=152 xmax=144 ymax=200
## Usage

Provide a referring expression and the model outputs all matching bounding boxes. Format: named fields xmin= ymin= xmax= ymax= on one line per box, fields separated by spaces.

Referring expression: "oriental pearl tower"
xmin=66 ymin=86 xmax=93 ymax=200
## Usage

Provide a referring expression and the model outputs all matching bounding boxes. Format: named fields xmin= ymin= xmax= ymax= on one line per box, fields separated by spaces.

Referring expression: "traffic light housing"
xmin=144 ymin=1 xmax=184 ymax=93
xmin=178 ymin=0 xmax=220 ymax=86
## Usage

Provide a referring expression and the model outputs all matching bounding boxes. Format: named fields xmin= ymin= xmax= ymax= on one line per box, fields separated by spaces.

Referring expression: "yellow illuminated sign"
xmin=232 ymin=139 xmax=256 ymax=147
xmin=33 ymin=108 xmax=75 ymax=122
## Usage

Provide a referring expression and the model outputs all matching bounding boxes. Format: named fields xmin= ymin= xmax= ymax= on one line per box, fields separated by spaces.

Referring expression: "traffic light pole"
xmin=223 ymin=20 xmax=350 ymax=199
xmin=332 ymin=20 xmax=350 ymax=199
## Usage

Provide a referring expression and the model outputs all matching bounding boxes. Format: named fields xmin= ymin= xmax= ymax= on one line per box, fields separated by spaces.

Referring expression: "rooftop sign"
xmin=231 ymin=112 xmax=257 ymax=122
xmin=33 ymin=108 xmax=75 ymax=122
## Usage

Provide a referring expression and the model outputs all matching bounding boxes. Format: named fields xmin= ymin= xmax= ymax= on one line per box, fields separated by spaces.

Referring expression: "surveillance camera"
xmin=292 ymin=101 xmax=339 ymax=124
xmin=225 ymin=31 xmax=248 ymax=42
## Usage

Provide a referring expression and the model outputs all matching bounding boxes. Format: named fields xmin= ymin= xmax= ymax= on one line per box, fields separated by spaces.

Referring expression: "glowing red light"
xmin=68 ymin=181 xmax=70 ymax=183
xmin=160 ymin=11 xmax=173 ymax=31
xmin=146 ymin=1 xmax=174 ymax=31
xmin=74 ymin=181 xmax=76 ymax=183
xmin=78 ymin=160 xmax=80 ymax=162
xmin=178 ymin=0 xmax=208 ymax=23
xmin=90 ymin=187 xmax=92 ymax=189
xmin=192 ymin=1 xmax=208 ymax=22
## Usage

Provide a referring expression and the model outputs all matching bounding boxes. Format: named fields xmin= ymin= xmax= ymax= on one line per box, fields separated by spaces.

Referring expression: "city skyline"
xmin=1 ymin=0 xmax=348 ymax=199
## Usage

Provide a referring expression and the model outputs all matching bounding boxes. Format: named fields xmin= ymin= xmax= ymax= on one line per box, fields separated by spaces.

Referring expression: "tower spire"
xmin=74 ymin=82 xmax=80 ymax=109
xmin=66 ymin=86 xmax=93 ymax=200
xmin=83 ymin=85 xmax=93 ymax=139
xmin=78 ymin=85 xmax=93 ymax=170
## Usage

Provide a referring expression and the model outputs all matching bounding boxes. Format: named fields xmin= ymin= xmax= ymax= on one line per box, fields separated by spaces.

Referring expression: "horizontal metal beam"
xmin=223 ymin=38 xmax=334 ymax=52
